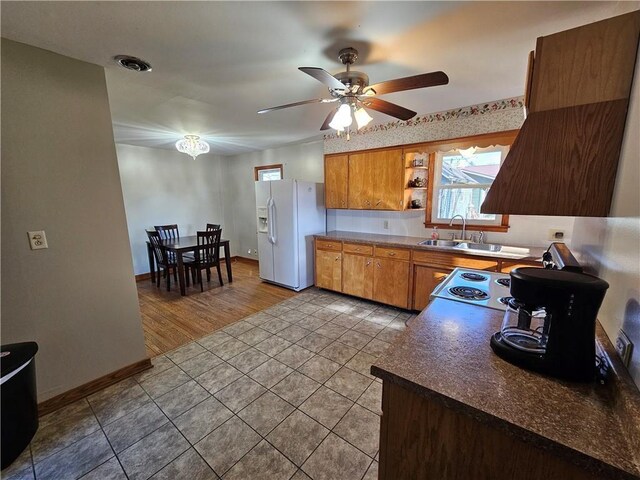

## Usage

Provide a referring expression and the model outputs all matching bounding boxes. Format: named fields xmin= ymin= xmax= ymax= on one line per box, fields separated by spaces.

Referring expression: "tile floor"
xmin=3 ymin=289 xmax=413 ymax=480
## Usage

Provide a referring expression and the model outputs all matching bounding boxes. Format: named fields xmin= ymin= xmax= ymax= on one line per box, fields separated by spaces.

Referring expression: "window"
xmin=422 ymin=131 xmax=517 ymax=233
xmin=432 ymin=145 xmax=509 ymax=226
xmin=254 ymin=164 xmax=283 ymax=181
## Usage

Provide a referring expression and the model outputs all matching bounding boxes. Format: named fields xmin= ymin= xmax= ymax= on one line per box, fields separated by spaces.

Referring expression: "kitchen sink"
xmin=454 ymin=242 xmax=503 ymax=252
xmin=418 ymin=239 xmax=460 ymax=247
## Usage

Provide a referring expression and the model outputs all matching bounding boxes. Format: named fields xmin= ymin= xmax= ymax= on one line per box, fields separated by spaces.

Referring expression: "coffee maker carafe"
xmin=490 ymin=267 xmax=609 ymax=382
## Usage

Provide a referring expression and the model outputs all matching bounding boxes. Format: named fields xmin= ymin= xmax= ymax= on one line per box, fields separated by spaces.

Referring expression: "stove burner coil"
xmin=448 ymin=286 xmax=489 ymax=300
xmin=460 ymin=272 xmax=488 ymax=282
xmin=496 ymin=278 xmax=510 ymax=288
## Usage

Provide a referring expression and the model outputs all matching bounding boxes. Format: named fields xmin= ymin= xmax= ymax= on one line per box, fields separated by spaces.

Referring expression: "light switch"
xmin=28 ymin=231 xmax=48 ymax=250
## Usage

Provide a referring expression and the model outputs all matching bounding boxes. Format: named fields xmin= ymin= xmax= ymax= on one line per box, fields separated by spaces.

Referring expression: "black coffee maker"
xmin=490 ymin=267 xmax=609 ymax=382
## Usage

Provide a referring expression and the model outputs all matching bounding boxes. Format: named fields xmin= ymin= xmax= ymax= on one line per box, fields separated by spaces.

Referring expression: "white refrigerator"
xmin=255 ymin=179 xmax=325 ymax=291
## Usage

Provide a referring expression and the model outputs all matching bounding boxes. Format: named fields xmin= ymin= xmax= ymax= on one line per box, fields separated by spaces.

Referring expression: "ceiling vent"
xmin=113 ymin=55 xmax=152 ymax=72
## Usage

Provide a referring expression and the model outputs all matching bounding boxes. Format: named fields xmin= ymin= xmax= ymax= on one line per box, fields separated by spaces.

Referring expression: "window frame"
xmin=421 ymin=131 xmax=518 ymax=233
xmin=254 ymin=164 xmax=284 ymax=181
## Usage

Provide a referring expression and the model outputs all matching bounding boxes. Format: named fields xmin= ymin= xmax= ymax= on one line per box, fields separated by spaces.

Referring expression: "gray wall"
xmin=571 ymin=52 xmax=640 ymax=388
xmin=222 ymin=140 xmax=325 ymax=258
xmin=1 ymin=39 xmax=148 ymax=401
xmin=116 ymin=144 xmax=226 ymax=275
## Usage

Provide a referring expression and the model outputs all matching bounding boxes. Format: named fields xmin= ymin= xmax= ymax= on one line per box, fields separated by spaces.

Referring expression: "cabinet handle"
xmin=376 ymin=200 xmax=382 ymax=206
xmin=366 ymin=261 xmax=371 ymax=266
xmin=355 ymin=247 xmax=361 ymax=251
xmin=335 ymin=256 xmax=341 ymax=261
xmin=388 ymin=252 xmax=396 ymax=256
xmin=376 ymin=262 xmax=381 ymax=268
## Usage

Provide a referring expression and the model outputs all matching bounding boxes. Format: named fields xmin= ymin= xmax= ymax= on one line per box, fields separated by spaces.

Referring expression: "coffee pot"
xmin=490 ymin=267 xmax=609 ymax=381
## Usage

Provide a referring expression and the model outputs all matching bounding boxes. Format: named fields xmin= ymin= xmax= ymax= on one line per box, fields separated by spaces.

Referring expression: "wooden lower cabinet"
xmin=342 ymin=253 xmax=374 ymax=299
xmin=373 ymin=258 xmax=410 ymax=309
xmin=412 ymin=265 xmax=452 ymax=311
xmin=315 ymin=249 xmax=342 ymax=291
xmin=379 ymin=381 xmax=600 ymax=480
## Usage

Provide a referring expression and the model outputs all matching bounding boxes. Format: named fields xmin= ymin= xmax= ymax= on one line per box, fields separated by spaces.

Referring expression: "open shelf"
xmin=405 ymin=187 xmax=427 ymax=190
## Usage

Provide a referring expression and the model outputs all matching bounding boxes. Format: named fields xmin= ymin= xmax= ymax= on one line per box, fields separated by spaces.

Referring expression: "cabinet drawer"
xmin=316 ymin=239 xmax=342 ymax=252
xmin=343 ymin=242 xmax=374 ymax=256
xmin=413 ymin=250 xmax=498 ymax=270
xmin=374 ymin=246 xmax=411 ymax=261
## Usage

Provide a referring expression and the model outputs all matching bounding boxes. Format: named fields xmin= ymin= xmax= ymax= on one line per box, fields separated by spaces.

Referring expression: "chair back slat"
xmin=155 ymin=224 xmax=179 ymax=242
xmin=196 ymin=229 xmax=222 ymax=265
xmin=206 ymin=223 xmax=221 ymax=232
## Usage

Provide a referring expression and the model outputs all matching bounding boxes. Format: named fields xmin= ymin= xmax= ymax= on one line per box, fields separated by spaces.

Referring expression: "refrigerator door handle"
xmin=267 ymin=197 xmax=276 ymax=244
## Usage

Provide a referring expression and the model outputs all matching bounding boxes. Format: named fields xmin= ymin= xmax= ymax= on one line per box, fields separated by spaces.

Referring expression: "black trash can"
xmin=1 ymin=342 xmax=39 ymax=470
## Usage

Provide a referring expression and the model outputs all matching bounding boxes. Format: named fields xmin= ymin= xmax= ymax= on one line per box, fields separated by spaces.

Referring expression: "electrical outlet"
xmin=548 ymin=229 xmax=565 ymax=241
xmin=615 ymin=330 xmax=633 ymax=367
xmin=383 ymin=220 xmax=389 ymax=230
xmin=28 ymin=231 xmax=48 ymax=250
xmin=248 ymin=249 xmax=251 ymax=254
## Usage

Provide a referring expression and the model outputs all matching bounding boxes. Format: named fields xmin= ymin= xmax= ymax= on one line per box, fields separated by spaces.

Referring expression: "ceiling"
xmin=1 ymin=1 xmax=635 ymax=155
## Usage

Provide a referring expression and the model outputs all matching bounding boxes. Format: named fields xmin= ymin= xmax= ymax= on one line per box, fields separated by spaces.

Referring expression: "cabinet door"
xmin=342 ymin=253 xmax=374 ymax=299
xmin=412 ymin=265 xmax=452 ymax=311
xmin=324 ymin=155 xmax=349 ymax=209
xmin=315 ymin=249 xmax=342 ymax=292
xmin=348 ymin=153 xmax=374 ymax=209
xmin=372 ymin=148 xmax=404 ymax=210
xmin=373 ymin=258 xmax=410 ymax=309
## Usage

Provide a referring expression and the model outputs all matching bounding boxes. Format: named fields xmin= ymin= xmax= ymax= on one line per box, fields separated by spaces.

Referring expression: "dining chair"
xmin=147 ymin=230 xmax=186 ymax=291
xmin=188 ymin=229 xmax=223 ymax=292
xmin=206 ymin=223 xmax=221 ymax=231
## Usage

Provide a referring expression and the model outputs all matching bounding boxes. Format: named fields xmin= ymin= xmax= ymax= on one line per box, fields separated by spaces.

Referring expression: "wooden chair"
xmin=188 ymin=230 xmax=223 ymax=292
xmin=147 ymin=231 xmax=178 ymax=291
xmin=206 ymin=223 xmax=221 ymax=231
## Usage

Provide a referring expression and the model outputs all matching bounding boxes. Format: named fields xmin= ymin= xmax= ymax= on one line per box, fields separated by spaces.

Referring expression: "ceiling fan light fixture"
xmin=175 ymin=135 xmax=210 ymax=159
xmin=329 ymin=103 xmax=353 ymax=130
xmin=354 ymin=106 xmax=373 ymax=129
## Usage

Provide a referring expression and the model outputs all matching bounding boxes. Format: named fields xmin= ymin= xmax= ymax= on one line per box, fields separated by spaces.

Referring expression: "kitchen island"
xmin=371 ymin=299 xmax=640 ymax=480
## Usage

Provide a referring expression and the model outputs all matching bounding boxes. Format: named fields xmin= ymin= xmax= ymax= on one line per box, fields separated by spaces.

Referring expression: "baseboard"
xmin=38 ymin=358 xmax=152 ymax=416
xmin=235 ymin=256 xmax=259 ymax=265
xmin=135 ymin=257 xmax=240 ymax=282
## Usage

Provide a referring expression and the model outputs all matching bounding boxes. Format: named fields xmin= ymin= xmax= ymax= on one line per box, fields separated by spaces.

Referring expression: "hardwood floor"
xmin=137 ymin=258 xmax=296 ymax=357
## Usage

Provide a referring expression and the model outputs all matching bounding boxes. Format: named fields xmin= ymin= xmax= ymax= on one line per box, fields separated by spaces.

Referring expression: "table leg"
xmin=177 ymin=251 xmax=186 ymax=296
xmin=147 ymin=242 xmax=156 ymax=284
xmin=224 ymin=243 xmax=233 ymax=282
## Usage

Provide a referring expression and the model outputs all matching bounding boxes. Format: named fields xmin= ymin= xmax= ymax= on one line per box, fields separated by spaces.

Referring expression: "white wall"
xmin=1 ymin=39 xmax=148 ymax=401
xmin=222 ymin=140 xmax=325 ymax=258
xmin=570 ymin=51 xmax=640 ymax=388
xmin=116 ymin=144 xmax=226 ymax=275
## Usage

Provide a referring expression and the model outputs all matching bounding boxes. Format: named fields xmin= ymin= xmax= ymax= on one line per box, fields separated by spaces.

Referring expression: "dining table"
xmin=146 ymin=236 xmax=232 ymax=296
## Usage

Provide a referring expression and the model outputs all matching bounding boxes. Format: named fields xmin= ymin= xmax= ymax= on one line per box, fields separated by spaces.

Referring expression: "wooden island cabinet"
xmin=314 ymin=234 xmax=540 ymax=311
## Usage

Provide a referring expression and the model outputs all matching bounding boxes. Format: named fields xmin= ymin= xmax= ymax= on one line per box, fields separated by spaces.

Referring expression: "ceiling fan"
xmin=258 ymin=47 xmax=449 ymax=133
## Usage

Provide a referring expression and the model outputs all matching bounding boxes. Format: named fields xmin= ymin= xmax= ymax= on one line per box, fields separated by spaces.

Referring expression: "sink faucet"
xmin=449 ymin=215 xmax=466 ymax=241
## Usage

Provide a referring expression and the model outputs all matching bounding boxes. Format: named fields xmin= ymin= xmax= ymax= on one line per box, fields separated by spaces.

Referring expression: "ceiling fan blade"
xmin=320 ymin=108 xmax=339 ymax=131
xmin=258 ymin=98 xmax=336 ymax=114
xmin=364 ymin=71 xmax=449 ymax=96
xmin=363 ymin=98 xmax=416 ymax=121
xmin=299 ymin=67 xmax=348 ymax=90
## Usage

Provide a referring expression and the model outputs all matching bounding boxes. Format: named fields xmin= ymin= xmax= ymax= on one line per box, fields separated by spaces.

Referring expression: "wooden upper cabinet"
xmin=324 ymin=154 xmax=349 ymax=209
xmin=371 ymin=148 xmax=404 ymax=210
xmin=348 ymin=152 xmax=375 ymax=209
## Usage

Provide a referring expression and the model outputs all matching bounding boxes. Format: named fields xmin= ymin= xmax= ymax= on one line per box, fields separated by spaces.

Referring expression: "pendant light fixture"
xmin=175 ymin=135 xmax=210 ymax=159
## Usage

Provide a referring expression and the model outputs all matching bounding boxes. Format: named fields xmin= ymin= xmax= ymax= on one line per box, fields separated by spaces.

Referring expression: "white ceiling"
xmin=2 ymin=1 xmax=636 ymax=155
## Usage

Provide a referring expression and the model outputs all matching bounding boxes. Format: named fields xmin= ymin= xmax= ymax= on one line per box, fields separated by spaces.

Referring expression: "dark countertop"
xmin=371 ymin=299 xmax=640 ymax=479
xmin=314 ymin=230 xmax=546 ymax=262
